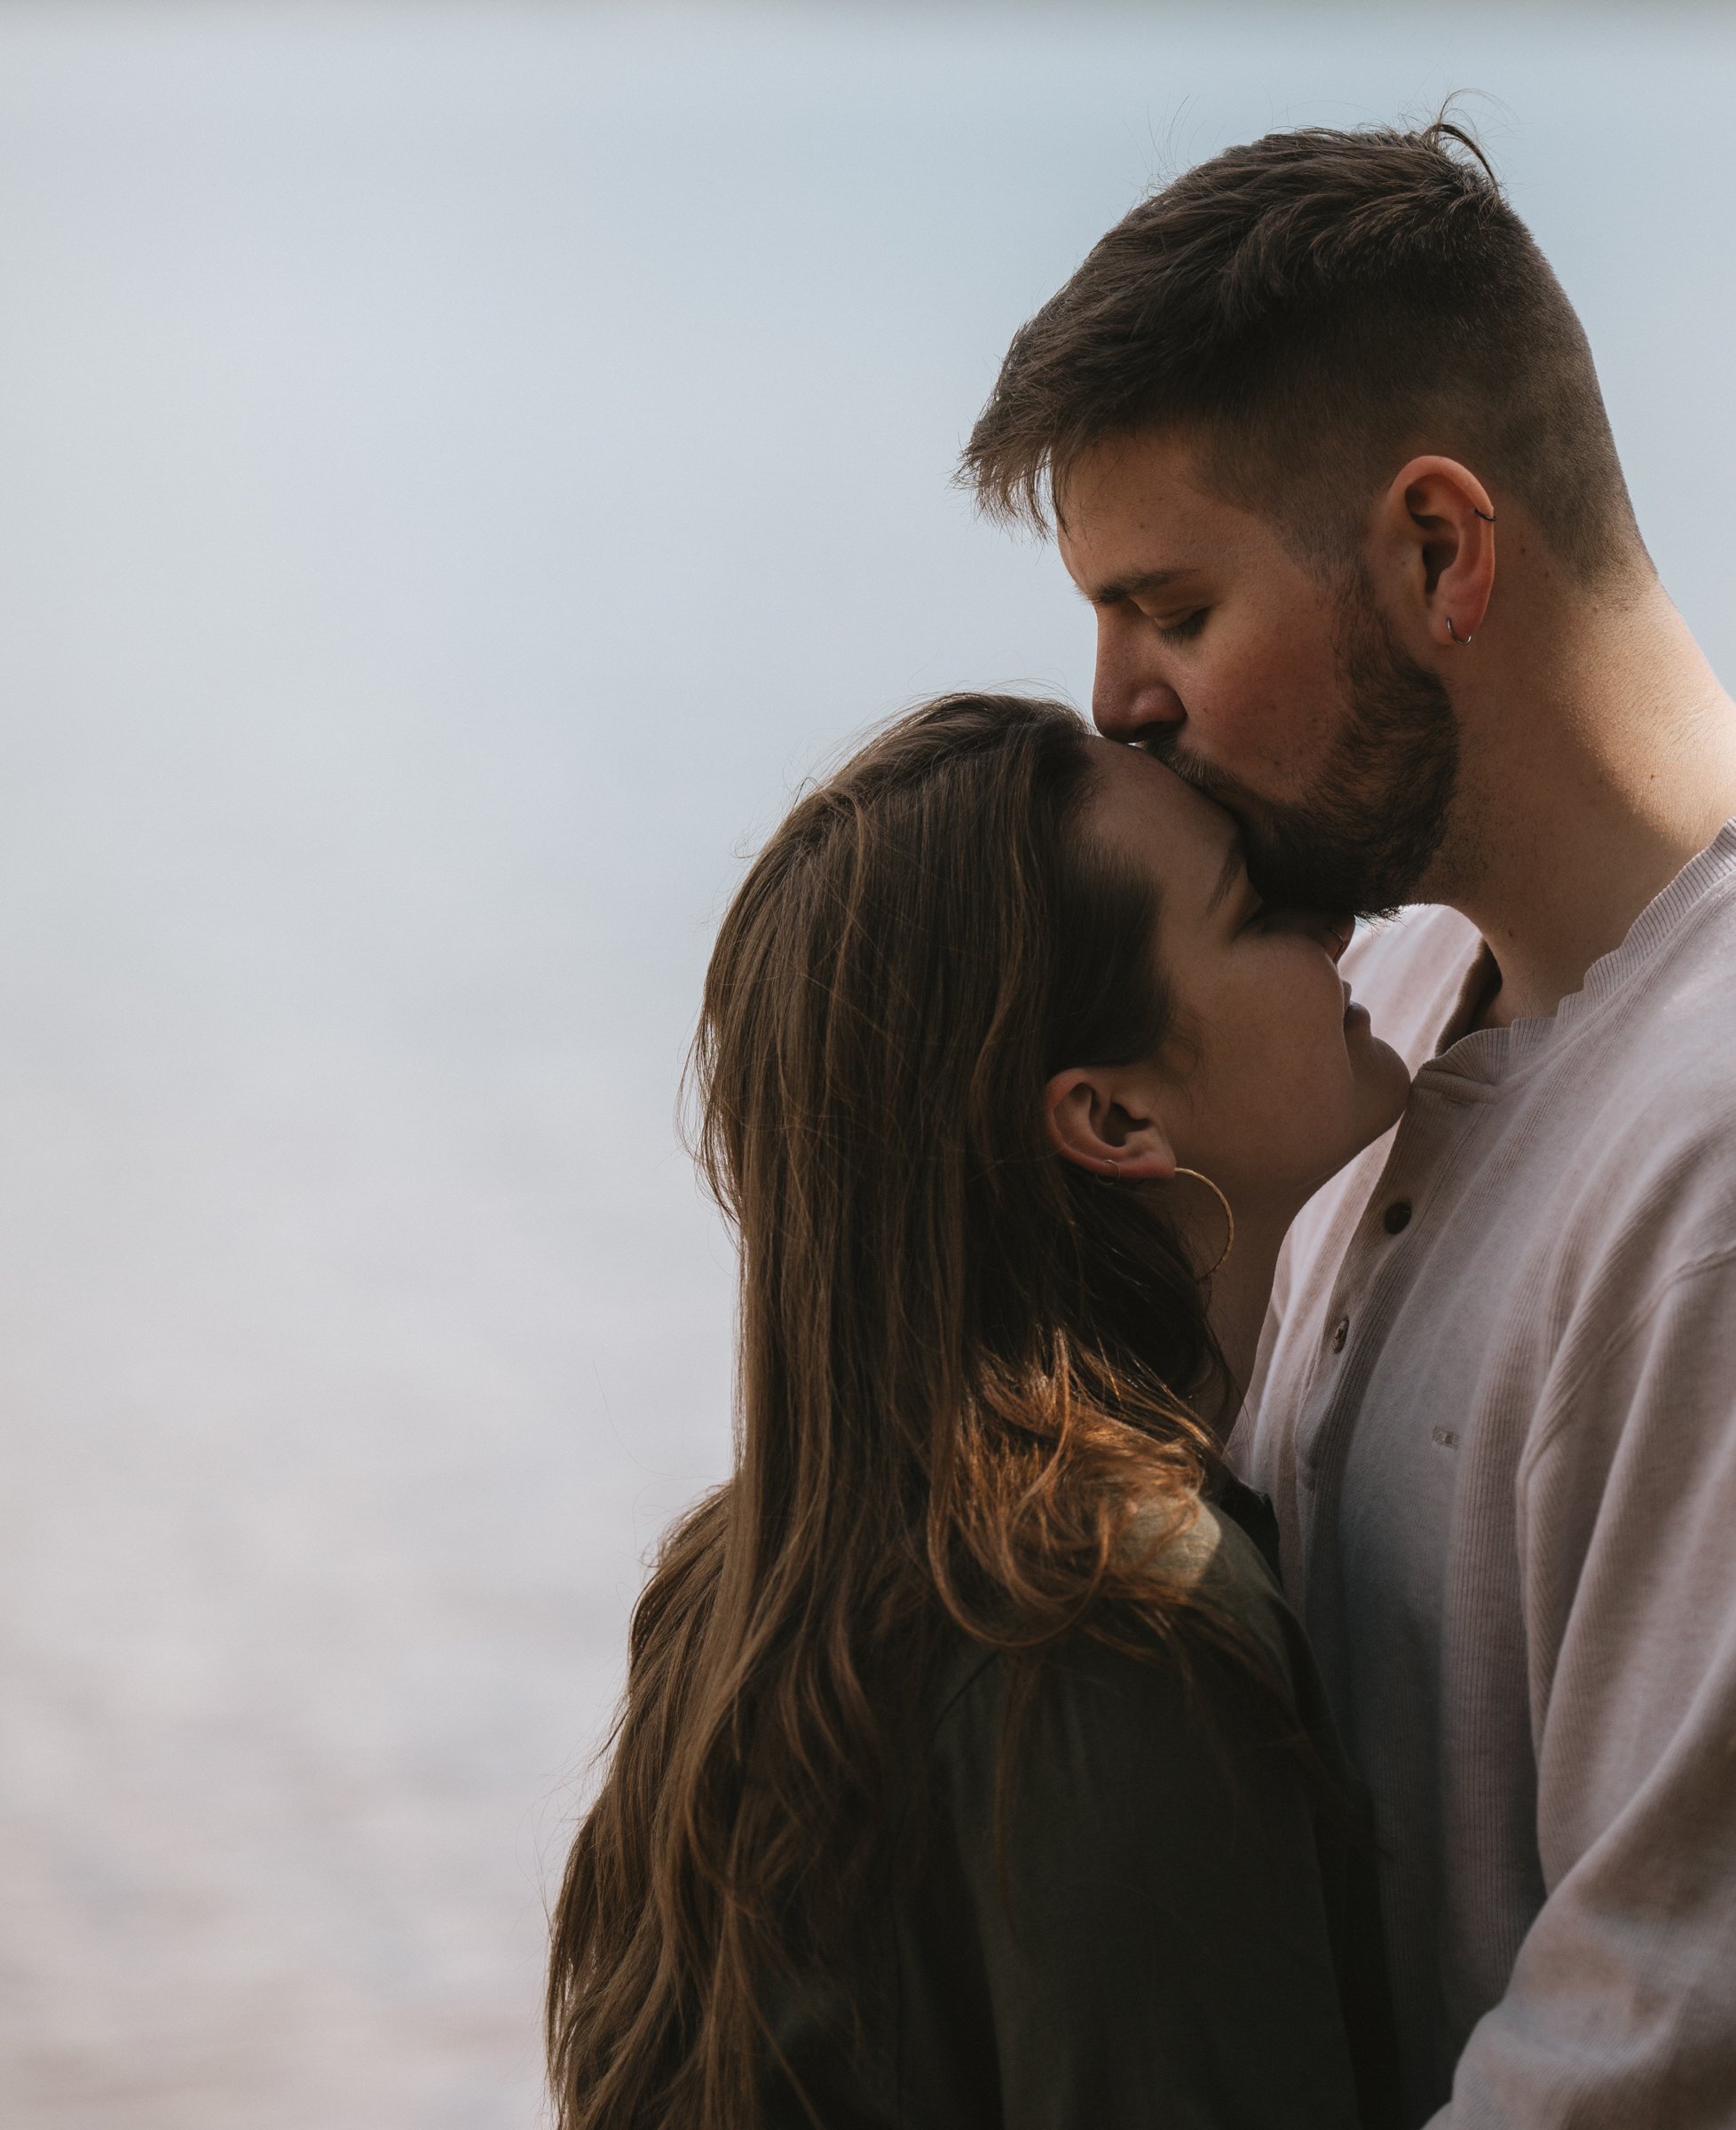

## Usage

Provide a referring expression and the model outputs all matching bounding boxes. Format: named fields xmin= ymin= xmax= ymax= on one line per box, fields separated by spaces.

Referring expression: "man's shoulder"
xmin=1548 ymin=851 xmax=1736 ymax=1130
xmin=1633 ymin=864 xmax=1736 ymax=1056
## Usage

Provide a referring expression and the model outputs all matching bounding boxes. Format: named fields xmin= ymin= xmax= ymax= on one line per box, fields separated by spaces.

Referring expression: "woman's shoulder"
xmin=1122 ymin=1478 xmax=1303 ymax=1684
xmin=915 ymin=1484 xmax=1343 ymax=1913
xmin=896 ymin=1489 xmax=1385 ymax=2130
xmin=928 ymin=1479 xmax=1307 ymax=1745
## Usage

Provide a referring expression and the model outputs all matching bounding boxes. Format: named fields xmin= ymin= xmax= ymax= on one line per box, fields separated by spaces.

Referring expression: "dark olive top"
xmin=761 ymin=1481 xmax=1401 ymax=2128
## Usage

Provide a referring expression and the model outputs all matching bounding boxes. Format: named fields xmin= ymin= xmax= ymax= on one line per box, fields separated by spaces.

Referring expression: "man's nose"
xmin=1306 ymin=911 xmax=1357 ymax=961
xmin=1091 ymin=623 xmax=1187 ymax=743
xmin=1264 ymin=907 xmax=1356 ymax=959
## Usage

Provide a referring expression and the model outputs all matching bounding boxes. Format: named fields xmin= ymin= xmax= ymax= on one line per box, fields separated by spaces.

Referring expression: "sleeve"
xmin=936 ymin=1620 xmax=1370 ymax=2130
xmin=1431 ymin=1252 xmax=1736 ymax=2127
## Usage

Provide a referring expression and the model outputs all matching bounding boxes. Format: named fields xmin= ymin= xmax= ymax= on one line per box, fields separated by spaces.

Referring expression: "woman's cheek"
xmin=1261 ymin=948 xmax=1334 ymax=1043
xmin=1270 ymin=968 xmax=1350 ymax=1121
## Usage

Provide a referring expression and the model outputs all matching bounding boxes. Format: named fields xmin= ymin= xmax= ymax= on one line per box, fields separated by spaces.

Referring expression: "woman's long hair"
xmin=548 ymin=694 xmax=1230 ymax=2129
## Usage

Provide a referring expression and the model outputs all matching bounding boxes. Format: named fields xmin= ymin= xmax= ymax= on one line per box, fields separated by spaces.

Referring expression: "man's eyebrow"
xmin=1204 ymin=836 xmax=1247 ymax=916
xmin=1084 ymin=565 xmax=1196 ymax=606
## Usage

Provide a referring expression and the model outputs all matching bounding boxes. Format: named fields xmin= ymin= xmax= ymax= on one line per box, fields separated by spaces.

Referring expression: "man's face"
xmin=1057 ymin=429 xmax=1458 ymax=916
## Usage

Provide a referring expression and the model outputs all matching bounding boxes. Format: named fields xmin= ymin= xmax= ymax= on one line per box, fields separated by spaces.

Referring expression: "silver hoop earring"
xmin=1446 ymin=616 xmax=1472 ymax=645
xmin=1101 ymin=1157 xmax=1119 ymax=1179
xmin=1170 ymin=1167 xmax=1235 ymax=1278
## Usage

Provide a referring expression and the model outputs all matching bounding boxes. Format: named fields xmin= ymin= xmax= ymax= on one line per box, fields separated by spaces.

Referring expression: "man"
xmin=962 ymin=122 xmax=1736 ymax=2126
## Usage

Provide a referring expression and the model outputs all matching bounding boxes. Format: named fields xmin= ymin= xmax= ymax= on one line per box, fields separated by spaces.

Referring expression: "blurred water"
xmin=2 ymin=4 xmax=1734 ymax=2123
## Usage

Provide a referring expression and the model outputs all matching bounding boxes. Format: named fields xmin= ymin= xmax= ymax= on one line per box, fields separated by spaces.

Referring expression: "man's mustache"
xmin=1133 ymin=730 xmax=1323 ymax=906
xmin=1135 ymin=730 xmax=1254 ymax=813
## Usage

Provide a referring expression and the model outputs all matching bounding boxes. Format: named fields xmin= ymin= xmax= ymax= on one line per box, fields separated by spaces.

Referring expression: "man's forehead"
xmin=1056 ymin=438 xmax=1243 ymax=589
xmin=1056 ymin=508 xmax=1210 ymax=603
xmin=1058 ymin=429 xmax=1215 ymax=527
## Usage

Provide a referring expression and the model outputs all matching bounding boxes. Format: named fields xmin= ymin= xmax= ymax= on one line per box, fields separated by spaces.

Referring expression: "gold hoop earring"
xmin=1171 ymin=1166 xmax=1235 ymax=1278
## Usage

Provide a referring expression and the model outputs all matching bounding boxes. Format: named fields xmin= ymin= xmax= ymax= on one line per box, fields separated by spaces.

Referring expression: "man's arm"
xmin=1433 ymin=1251 xmax=1736 ymax=2126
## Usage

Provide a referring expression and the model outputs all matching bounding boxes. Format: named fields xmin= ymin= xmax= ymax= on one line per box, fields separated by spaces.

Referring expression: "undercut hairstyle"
xmin=961 ymin=119 xmax=1643 ymax=583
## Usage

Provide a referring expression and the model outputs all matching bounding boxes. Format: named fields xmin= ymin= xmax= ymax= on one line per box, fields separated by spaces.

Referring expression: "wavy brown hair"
xmin=547 ymin=693 xmax=1234 ymax=2129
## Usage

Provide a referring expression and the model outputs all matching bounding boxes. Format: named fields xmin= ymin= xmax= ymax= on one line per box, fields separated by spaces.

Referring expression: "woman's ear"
xmin=1044 ymin=1067 xmax=1177 ymax=1180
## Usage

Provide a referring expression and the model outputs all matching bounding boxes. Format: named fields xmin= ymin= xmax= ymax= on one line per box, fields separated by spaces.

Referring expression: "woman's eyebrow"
xmin=1204 ymin=837 xmax=1248 ymax=915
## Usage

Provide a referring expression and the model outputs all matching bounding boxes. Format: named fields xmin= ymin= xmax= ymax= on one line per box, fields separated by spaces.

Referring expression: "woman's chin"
xmin=1307 ymin=1036 xmax=1413 ymax=1190
xmin=1356 ymin=1032 xmax=1414 ymax=1139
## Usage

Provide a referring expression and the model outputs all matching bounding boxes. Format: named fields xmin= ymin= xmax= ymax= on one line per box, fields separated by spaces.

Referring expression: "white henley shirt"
xmin=1235 ymin=822 xmax=1736 ymax=2128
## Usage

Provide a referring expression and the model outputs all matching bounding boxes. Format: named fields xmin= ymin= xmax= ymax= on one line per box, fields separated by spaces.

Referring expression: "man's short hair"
xmin=961 ymin=119 xmax=1641 ymax=582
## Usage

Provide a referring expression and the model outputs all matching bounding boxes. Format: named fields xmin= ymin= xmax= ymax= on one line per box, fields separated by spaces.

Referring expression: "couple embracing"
xmin=549 ymin=121 xmax=1736 ymax=2128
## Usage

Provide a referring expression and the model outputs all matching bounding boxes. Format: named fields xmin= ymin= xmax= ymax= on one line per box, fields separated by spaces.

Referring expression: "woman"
xmin=548 ymin=694 xmax=1410 ymax=2128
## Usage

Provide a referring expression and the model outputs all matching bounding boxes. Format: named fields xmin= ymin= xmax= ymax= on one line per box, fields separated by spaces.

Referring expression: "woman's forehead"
xmin=1085 ymin=738 xmax=1239 ymax=886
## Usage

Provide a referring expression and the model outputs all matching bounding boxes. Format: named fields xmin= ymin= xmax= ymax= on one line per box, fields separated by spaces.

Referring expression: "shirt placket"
xmin=1293 ymin=1081 xmax=1477 ymax=1554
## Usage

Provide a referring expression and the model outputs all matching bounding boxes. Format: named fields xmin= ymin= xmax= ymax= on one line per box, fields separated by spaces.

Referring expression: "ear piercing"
xmin=1095 ymin=1159 xmax=1235 ymax=1278
xmin=1172 ymin=1168 xmax=1235 ymax=1277
xmin=1447 ymin=508 xmax=1493 ymax=638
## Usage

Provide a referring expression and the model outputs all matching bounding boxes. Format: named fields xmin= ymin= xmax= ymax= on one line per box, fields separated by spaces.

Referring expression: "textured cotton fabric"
xmin=760 ymin=1485 xmax=1400 ymax=2129
xmin=1235 ymin=823 xmax=1736 ymax=2128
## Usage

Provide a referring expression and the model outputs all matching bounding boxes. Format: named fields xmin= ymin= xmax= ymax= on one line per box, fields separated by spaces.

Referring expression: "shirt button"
xmin=1330 ymin=1318 xmax=1349 ymax=1353
xmin=1383 ymin=1200 xmax=1413 ymax=1235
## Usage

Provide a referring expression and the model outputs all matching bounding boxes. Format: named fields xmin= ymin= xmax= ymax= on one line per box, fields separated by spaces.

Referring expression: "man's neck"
xmin=1439 ymin=572 xmax=1736 ymax=1029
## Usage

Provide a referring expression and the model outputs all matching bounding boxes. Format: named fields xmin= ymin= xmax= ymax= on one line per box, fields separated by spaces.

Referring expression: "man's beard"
xmin=1145 ymin=579 xmax=1460 ymax=919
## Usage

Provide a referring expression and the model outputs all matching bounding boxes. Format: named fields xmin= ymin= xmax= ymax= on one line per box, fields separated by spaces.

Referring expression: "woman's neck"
xmin=1200 ymin=1204 xmax=1290 ymax=1436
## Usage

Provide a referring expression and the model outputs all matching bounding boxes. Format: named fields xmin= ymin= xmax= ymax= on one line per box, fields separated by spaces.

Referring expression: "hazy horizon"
xmin=3 ymin=5 xmax=1734 ymax=2124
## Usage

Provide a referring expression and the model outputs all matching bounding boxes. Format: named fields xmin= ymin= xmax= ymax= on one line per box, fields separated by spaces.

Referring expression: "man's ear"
xmin=1377 ymin=454 xmax=1496 ymax=650
xmin=1044 ymin=1067 xmax=1177 ymax=1180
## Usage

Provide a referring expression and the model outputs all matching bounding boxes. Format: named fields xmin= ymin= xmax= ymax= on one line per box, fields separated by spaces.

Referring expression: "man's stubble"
xmin=1146 ymin=573 xmax=1462 ymax=919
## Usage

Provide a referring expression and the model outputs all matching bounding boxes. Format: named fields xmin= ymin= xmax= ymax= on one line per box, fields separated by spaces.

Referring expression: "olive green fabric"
xmin=761 ymin=1484 xmax=1400 ymax=2127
